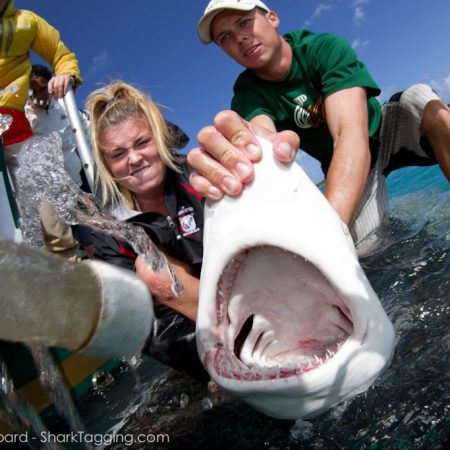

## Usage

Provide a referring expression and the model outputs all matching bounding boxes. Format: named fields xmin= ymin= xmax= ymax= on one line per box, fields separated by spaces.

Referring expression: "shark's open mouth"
xmin=209 ymin=246 xmax=354 ymax=381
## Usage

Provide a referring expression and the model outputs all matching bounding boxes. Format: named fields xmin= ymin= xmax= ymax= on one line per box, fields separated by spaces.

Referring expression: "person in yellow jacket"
xmin=0 ymin=0 xmax=82 ymax=175
xmin=0 ymin=0 xmax=83 ymax=257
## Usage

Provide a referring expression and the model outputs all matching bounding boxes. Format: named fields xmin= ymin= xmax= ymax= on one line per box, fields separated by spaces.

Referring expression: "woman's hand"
xmin=135 ymin=255 xmax=199 ymax=322
xmin=187 ymin=110 xmax=300 ymax=200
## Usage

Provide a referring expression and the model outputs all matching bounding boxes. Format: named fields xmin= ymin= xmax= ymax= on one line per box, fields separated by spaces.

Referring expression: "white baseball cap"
xmin=198 ymin=0 xmax=270 ymax=44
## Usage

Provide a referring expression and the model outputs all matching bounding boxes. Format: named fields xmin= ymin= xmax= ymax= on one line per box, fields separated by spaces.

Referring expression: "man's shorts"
xmin=350 ymin=83 xmax=441 ymax=252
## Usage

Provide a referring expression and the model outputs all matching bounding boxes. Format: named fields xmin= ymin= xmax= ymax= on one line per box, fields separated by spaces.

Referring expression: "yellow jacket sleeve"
xmin=30 ymin=11 xmax=82 ymax=88
xmin=0 ymin=6 xmax=83 ymax=111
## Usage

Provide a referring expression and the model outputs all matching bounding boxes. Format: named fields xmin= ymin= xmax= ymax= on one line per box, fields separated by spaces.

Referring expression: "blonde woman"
xmin=86 ymin=81 xmax=207 ymax=380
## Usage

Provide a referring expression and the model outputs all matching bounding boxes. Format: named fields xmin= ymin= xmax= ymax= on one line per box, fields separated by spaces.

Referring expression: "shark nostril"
xmin=234 ymin=314 xmax=254 ymax=359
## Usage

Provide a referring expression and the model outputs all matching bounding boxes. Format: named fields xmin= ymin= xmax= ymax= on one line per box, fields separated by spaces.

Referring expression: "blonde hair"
xmin=86 ymin=81 xmax=182 ymax=207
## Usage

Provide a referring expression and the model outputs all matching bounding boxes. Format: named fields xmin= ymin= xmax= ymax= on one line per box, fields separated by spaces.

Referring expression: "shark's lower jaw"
xmin=208 ymin=245 xmax=354 ymax=381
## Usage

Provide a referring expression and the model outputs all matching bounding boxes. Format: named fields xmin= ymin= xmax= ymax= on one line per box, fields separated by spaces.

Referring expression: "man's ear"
xmin=267 ymin=11 xmax=280 ymax=29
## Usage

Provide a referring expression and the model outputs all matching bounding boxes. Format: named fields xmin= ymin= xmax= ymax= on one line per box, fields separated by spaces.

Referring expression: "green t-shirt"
xmin=231 ymin=30 xmax=382 ymax=174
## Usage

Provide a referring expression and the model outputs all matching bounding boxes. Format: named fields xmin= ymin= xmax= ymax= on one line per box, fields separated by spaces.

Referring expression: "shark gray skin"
xmin=196 ymin=137 xmax=395 ymax=420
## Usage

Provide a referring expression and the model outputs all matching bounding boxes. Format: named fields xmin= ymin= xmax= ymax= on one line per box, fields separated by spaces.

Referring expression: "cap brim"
xmin=197 ymin=4 xmax=263 ymax=45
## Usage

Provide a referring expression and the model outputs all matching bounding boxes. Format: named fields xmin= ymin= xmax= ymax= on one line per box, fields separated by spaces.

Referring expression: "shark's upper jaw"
xmin=206 ymin=245 xmax=356 ymax=381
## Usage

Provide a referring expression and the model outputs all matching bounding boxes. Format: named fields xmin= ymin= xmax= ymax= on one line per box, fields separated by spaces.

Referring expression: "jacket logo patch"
xmin=178 ymin=207 xmax=199 ymax=237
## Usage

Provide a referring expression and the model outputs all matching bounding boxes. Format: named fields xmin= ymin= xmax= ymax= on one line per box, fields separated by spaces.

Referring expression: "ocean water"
xmin=75 ymin=165 xmax=449 ymax=450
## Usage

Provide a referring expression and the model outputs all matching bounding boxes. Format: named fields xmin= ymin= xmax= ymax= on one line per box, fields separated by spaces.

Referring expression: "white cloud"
xmin=303 ymin=2 xmax=334 ymax=27
xmin=352 ymin=38 xmax=370 ymax=51
xmin=89 ymin=49 xmax=109 ymax=75
xmin=312 ymin=3 xmax=333 ymax=19
xmin=430 ymin=75 xmax=450 ymax=103
xmin=92 ymin=49 xmax=108 ymax=66
xmin=442 ymin=75 xmax=450 ymax=89
xmin=353 ymin=0 xmax=370 ymax=26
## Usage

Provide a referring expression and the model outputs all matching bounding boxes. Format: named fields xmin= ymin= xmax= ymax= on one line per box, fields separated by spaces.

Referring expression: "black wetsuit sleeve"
xmin=90 ymin=230 xmax=136 ymax=270
xmin=90 ymin=229 xmax=209 ymax=382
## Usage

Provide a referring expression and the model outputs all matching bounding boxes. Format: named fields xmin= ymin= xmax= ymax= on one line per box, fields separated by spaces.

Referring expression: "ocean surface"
xmin=75 ymin=165 xmax=449 ymax=450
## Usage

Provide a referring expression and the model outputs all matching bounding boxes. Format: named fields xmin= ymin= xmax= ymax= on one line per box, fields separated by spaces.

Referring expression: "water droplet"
xmin=201 ymin=397 xmax=214 ymax=410
xmin=289 ymin=419 xmax=314 ymax=442
xmin=179 ymin=393 xmax=189 ymax=408
xmin=92 ymin=370 xmax=114 ymax=391
xmin=0 ymin=113 xmax=13 ymax=136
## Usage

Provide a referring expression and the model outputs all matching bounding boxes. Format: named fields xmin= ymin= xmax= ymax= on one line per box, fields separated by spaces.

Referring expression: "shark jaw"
xmin=199 ymin=241 xmax=393 ymax=419
xmin=197 ymin=137 xmax=395 ymax=420
xmin=212 ymin=246 xmax=353 ymax=381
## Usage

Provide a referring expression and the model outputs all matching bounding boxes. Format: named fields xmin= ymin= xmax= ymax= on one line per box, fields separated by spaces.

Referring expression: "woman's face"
xmin=99 ymin=117 xmax=166 ymax=198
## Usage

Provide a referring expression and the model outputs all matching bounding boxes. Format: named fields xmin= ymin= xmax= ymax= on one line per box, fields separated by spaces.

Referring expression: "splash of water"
xmin=14 ymin=133 xmax=182 ymax=296
xmin=0 ymin=113 xmax=13 ymax=136
xmin=27 ymin=345 xmax=93 ymax=449
xmin=0 ymin=356 xmax=58 ymax=450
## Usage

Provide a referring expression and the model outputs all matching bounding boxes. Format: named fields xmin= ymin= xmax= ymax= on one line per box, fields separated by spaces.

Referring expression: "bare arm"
xmin=187 ymin=111 xmax=299 ymax=200
xmin=135 ymin=255 xmax=199 ymax=322
xmin=324 ymin=87 xmax=372 ymax=224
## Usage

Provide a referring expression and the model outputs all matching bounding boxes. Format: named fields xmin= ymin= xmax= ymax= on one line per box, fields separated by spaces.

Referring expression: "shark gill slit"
xmin=234 ymin=314 xmax=254 ymax=359
xmin=215 ymin=245 xmax=354 ymax=380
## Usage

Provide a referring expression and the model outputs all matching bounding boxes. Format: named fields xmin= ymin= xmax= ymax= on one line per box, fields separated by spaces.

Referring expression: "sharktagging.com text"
xmin=0 ymin=431 xmax=170 ymax=446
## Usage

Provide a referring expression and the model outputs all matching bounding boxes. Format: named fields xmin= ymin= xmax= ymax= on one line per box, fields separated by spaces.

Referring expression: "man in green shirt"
xmin=188 ymin=0 xmax=450 ymax=249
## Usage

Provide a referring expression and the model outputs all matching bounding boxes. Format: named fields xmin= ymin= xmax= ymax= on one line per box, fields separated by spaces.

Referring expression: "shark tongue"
xmin=213 ymin=245 xmax=353 ymax=380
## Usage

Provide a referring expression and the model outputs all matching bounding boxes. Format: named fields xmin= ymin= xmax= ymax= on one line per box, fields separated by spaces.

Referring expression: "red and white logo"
xmin=178 ymin=207 xmax=199 ymax=237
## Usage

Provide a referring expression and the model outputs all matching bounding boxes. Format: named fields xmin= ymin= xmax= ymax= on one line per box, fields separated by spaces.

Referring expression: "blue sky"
xmin=19 ymin=0 xmax=450 ymax=182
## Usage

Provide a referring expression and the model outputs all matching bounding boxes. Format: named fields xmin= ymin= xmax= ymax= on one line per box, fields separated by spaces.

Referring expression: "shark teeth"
xmin=212 ymin=342 xmax=341 ymax=381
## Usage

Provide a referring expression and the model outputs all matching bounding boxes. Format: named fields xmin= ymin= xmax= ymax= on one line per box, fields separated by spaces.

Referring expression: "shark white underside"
xmin=197 ymin=137 xmax=395 ymax=420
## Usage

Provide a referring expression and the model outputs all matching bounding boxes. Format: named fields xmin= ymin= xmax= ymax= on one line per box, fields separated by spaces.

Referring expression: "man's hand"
xmin=187 ymin=110 xmax=299 ymax=200
xmin=47 ymin=73 xmax=74 ymax=99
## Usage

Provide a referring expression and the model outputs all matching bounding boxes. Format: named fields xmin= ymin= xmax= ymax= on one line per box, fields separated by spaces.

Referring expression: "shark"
xmin=196 ymin=137 xmax=395 ymax=420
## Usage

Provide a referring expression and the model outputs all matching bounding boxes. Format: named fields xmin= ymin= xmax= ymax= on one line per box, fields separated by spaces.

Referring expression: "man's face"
xmin=29 ymin=75 xmax=50 ymax=109
xmin=211 ymin=9 xmax=280 ymax=71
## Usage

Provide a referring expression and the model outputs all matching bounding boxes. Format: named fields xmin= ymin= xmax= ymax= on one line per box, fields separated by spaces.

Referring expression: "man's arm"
xmin=324 ymin=87 xmax=371 ymax=224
